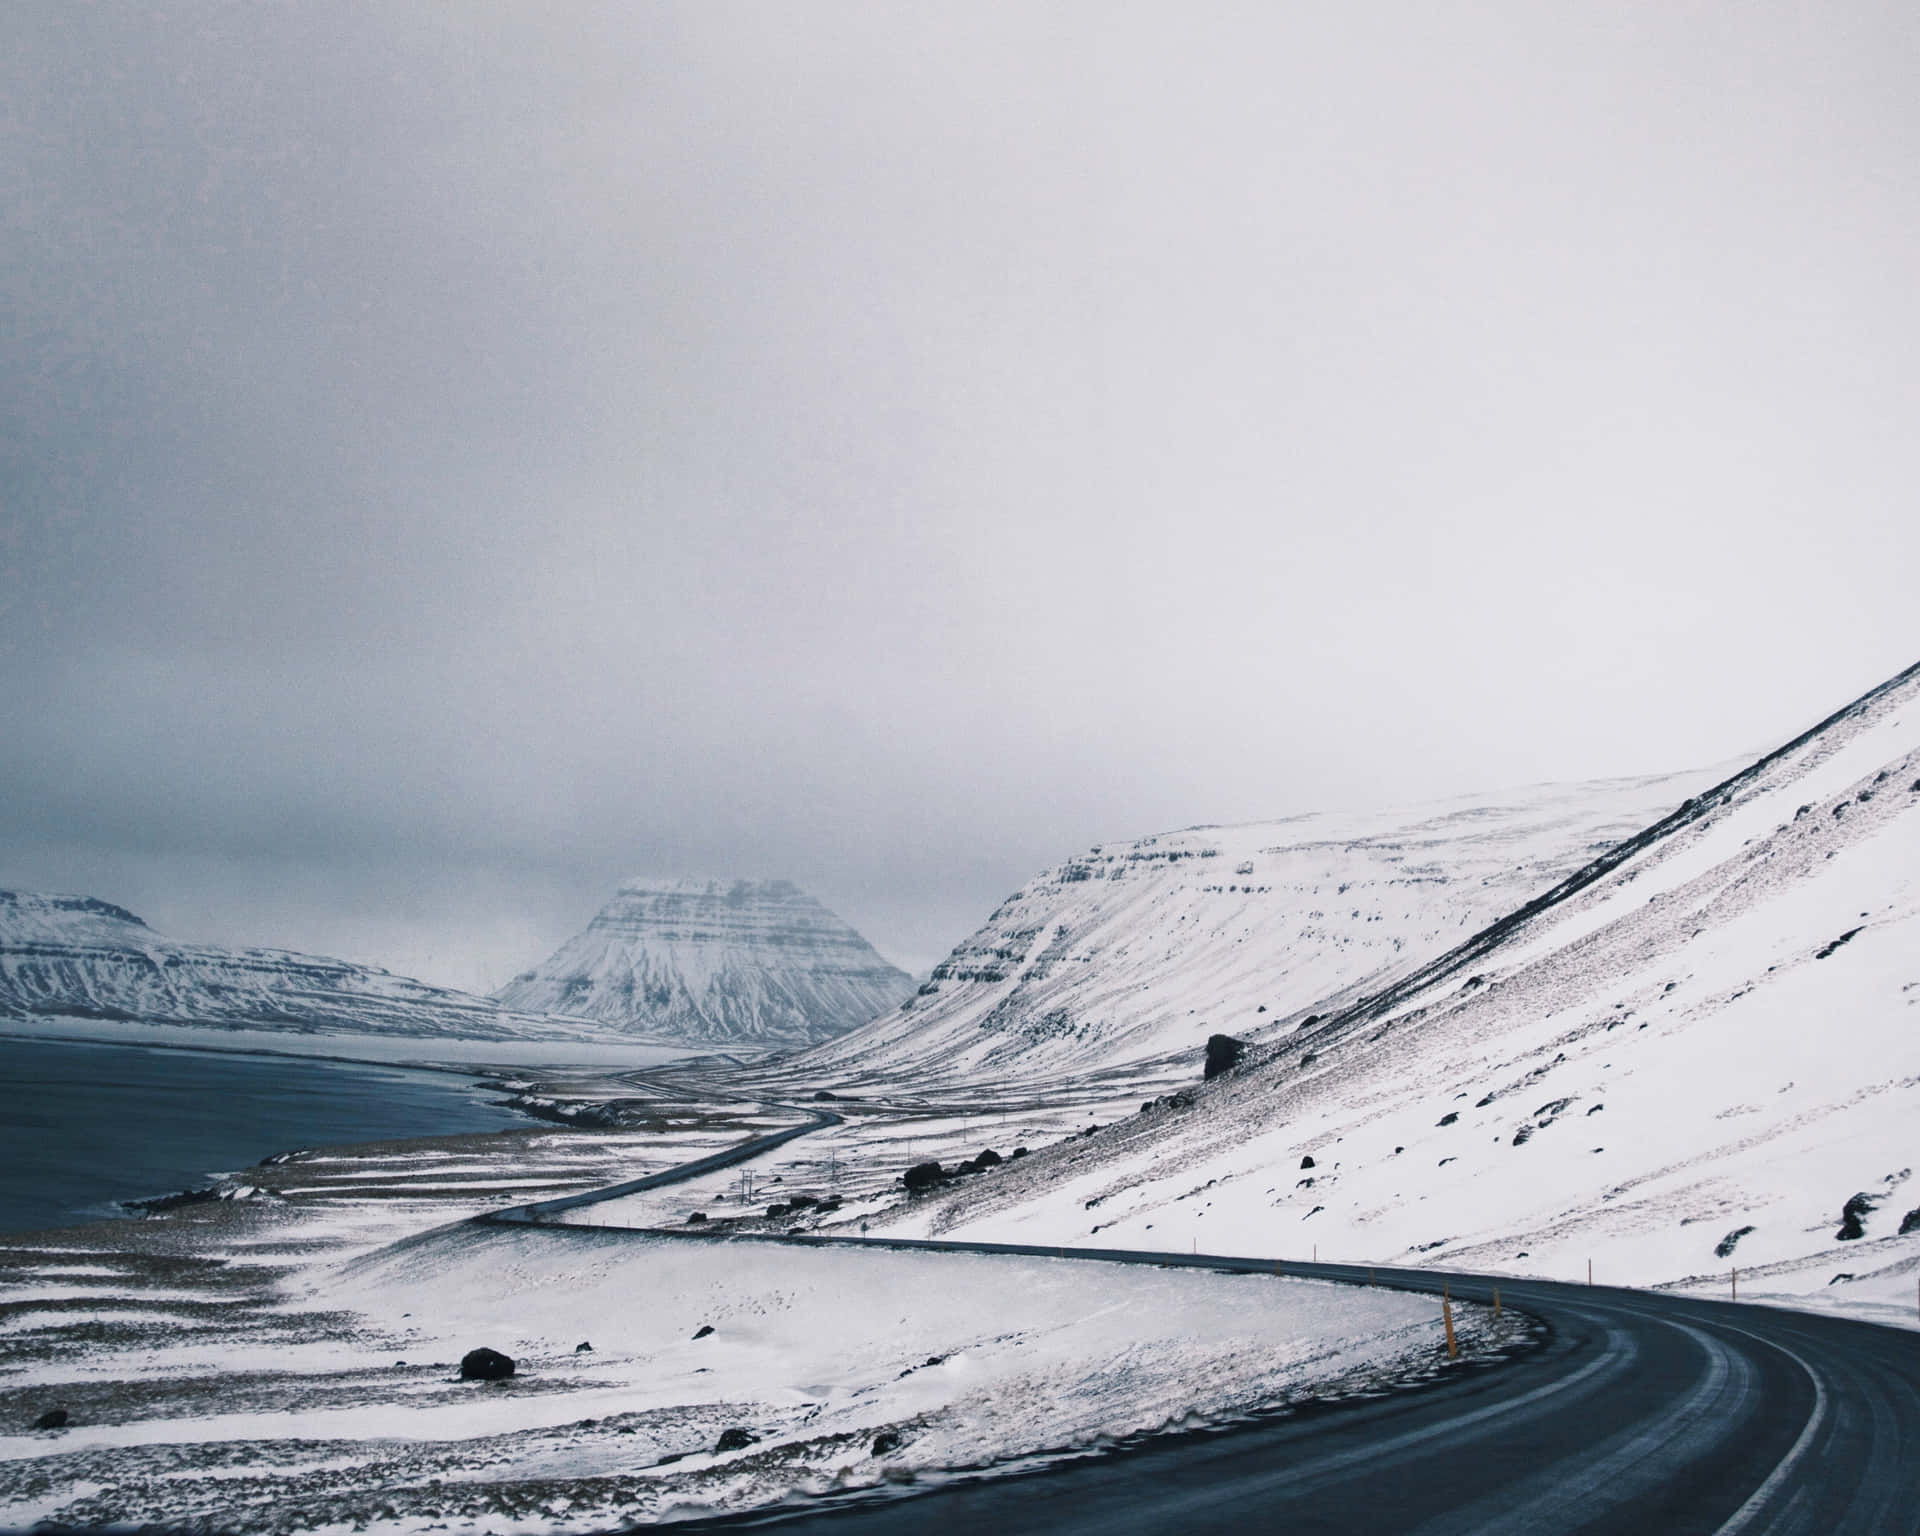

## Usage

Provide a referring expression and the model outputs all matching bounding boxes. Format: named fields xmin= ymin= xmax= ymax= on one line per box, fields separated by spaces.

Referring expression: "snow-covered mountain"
xmin=798 ymin=769 xmax=1716 ymax=1088
xmin=494 ymin=878 xmax=914 ymax=1047
xmin=898 ymin=658 xmax=1920 ymax=1322
xmin=0 ymin=890 xmax=580 ymax=1041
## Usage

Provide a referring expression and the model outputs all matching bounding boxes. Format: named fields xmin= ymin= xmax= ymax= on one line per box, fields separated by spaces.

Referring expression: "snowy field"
xmin=0 ymin=1223 xmax=1498 ymax=1532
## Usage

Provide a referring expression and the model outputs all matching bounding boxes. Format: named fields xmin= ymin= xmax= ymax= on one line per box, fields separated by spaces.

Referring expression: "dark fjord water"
xmin=0 ymin=1036 xmax=530 ymax=1234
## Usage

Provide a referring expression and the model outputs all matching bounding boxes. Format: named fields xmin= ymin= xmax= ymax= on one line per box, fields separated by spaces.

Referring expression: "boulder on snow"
xmin=33 ymin=1408 xmax=69 ymax=1431
xmin=903 ymin=1161 xmax=947 ymax=1193
xmin=1837 ymin=1192 xmax=1879 ymax=1241
xmin=574 ymin=1341 xmax=594 ymax=1353
xmin=1714 ymin=1226 xmax=1755 ymax=1259
xmin=693 ymin=1324 xmax=715 ymax=1339
xmin=714 ymin=1426 xmax=759 ymax=1453
xmin=971 ymin=1148 xmax=1003 ymax=1169
xmin=1299 ymin=1155 xmax=1316 ymax=1170
xmin=686 ymin=1210 xmax=707 ymax=1224
xmin=1901 ymin=1208 xmax=1920 ymax=1236
xmin=1204 ymin=1033 xmax=1246 ymax=1080
xmin=871 ymin=1429 xmax=903 ymax=1456
xmin=459 ymin=1347 xmax=516 ymax=1381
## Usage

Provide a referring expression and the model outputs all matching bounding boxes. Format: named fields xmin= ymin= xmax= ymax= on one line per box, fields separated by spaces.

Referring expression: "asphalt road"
xmin=489 ymin=1117 xmax=1920 ymax=1534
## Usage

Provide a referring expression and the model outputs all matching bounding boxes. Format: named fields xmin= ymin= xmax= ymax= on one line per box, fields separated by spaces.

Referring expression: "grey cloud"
xmin=5 ymin=3 xmax=1918 ymax=983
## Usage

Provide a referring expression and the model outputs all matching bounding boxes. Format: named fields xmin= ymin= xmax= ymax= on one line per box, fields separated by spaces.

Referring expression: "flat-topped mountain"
xmin=796 ymin=767 xmax=1717 ymax=1088
xmin=903 ymin=657 xmax=1920 ymax=1317
xmin=0 ymin=889 xmax=578 ymax=1040
xmin=495 ymin=878 xmax=914 ymax=1047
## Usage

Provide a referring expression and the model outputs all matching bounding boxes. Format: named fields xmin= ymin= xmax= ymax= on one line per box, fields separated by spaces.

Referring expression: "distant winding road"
xmin=482 ymin=1111 xmax=1920 ymax=1534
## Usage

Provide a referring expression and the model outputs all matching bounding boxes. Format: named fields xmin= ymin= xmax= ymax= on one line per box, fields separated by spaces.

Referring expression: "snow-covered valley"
xmin=6 ymin=659 xmax=1919 ymax=1531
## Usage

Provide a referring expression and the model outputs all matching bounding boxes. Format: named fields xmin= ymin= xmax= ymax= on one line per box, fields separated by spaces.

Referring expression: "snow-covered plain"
xmin=0 ymin=1219 xmax=1494 ymax=1532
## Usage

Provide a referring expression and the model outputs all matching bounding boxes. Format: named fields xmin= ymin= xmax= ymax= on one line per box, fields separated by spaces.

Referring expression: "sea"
xmin=0 ymin=1036 xmax=533 ymax=1234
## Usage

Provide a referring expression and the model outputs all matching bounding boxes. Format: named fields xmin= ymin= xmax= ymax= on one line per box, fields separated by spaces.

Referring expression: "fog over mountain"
xmin=5 ymin=4 xmax=1917 ymax=986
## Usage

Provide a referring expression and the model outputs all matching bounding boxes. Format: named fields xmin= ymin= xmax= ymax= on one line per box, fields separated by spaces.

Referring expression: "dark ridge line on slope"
xmin=1277 ymin=655 xmax=1920 ymax=1056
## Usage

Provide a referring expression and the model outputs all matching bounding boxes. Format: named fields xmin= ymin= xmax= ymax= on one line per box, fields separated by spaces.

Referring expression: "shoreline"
xmin=0 ymin=1034 xmax=642 ymax=1239
xmin=0 ymin=1016 xmax=693 ymax=1080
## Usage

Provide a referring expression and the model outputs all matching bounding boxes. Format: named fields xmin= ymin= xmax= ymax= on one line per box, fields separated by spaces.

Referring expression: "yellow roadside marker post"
xmin=1493 ymin=1286 xmax=1500 ymax=1318
xmin=1443 ymin=1282 xmax=1458 ymax=1360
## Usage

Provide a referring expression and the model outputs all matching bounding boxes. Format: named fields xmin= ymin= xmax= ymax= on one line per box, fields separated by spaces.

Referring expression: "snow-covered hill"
xmin=895 ymin=659 xmax=1920 ymax=1325
xmin=798 ymin=770 xmax=1715 ymax=1088
xmin=495 ymin=879 xmax=914 ymax=1048
xmin=0 ymin=890 xmax=584 ymax=1041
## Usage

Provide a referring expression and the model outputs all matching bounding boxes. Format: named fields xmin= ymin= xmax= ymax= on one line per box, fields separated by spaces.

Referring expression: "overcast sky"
xmin=5 ymin=3 xmax=1918 ymax=988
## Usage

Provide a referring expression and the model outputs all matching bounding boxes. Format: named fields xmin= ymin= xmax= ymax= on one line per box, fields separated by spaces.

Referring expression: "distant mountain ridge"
xmin=0 ymin=888 xmax=583 ymax=1041
xmin=495 ymin=877 xmax=914 ymax=1047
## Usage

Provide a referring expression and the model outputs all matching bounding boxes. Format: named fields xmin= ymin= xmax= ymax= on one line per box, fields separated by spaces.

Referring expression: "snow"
xmin=495 ymin=878 xmax=915 ymax=1047
xmin=0 ymin=888 xmax=638 ymax=1046
xmin=874 ymin=664 xmax=1920 ymax=1331
xmin=794 ymin=769 xmax=1715 ymax=1088
xmin=0 ymin=1225 xmax=1493 ymax=1532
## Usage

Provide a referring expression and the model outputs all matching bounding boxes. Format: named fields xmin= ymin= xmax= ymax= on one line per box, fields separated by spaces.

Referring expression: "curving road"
xmin=484 ymin=1117 xmax=1920 ymax=1534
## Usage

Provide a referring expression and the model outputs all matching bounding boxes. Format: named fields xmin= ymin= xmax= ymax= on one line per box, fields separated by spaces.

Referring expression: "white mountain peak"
xmin=496 ymin=877 xmax=913 ymax=1047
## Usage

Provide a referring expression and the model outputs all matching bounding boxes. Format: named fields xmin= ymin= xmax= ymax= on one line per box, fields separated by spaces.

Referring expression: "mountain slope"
xmin=495 ymin=878 xmax=914 ymax=1048
xmin=0 ymin=890 xmax=580 ymax=1041
xmin=798 ymin=769 xmax=1716 ymax=1088
xmin=897 ymin=659 xmax=1920 ymax=1324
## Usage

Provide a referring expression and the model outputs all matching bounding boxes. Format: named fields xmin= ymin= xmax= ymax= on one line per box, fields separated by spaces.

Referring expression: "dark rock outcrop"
xmin=871 ymin=1429 xmax=903 ymax=1456
xmin=693 ymin=1324 xmax=715 ymax=1340
xmin=1715 ymin=1226 xmax=1755 ymax=1259
xmin=1837 ymin=1192 xmax=1879 ymax=1241
xmin=33 ymin=1408 xmax=69 ymax=1430
xmin=714 ymin=1427 xmax=759 ymax=1453
xmin=1204 ymin=1033 xmax=1246 ymax=1079
xmin=1901 ymin=1208 xmax=1920 ymax=1236
xmin=903 ymin=1161 xmax=948 ymax=1193
xmin=459 ymin=1347 xmax=515 ymax=1381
